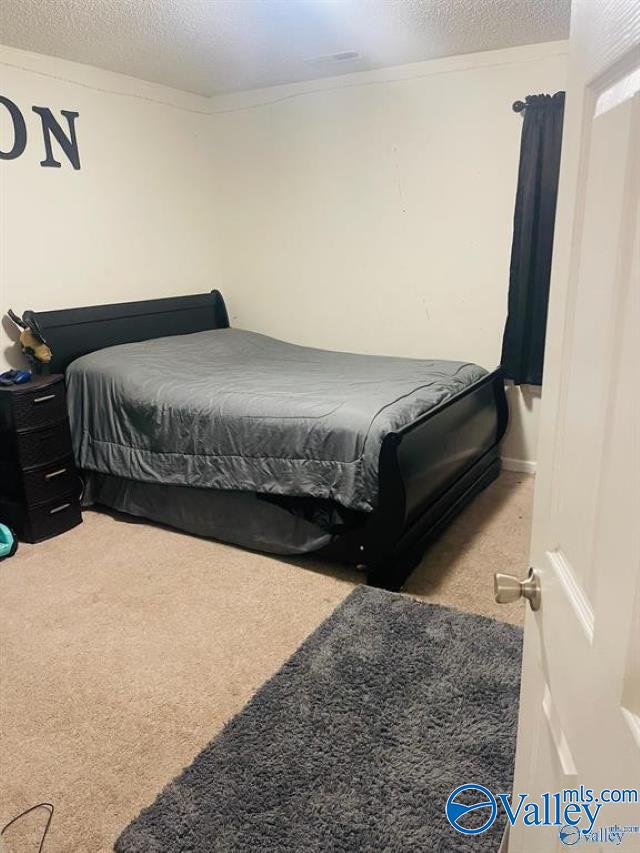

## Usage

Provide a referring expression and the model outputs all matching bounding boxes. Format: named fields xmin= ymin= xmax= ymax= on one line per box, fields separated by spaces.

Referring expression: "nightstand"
xmin=0 ymin=374 xmax=82 ymax=542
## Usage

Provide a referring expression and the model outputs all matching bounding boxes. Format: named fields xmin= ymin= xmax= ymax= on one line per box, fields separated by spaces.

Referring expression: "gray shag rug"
xmin=115 ymin=586 xmax=522 ymax=852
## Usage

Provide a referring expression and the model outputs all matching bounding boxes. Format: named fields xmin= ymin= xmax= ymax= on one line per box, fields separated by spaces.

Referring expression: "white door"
xmin=507 ymin=0 xmax=640 ymax=850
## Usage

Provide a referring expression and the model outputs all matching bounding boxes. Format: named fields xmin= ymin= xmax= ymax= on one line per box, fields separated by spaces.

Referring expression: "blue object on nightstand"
xmin=0 ymin=369 xmax=32 ymax=386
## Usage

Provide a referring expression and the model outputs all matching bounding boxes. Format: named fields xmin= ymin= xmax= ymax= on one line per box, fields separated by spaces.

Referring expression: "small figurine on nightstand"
xmin=6 ymin=309 xmax=52 ymax=371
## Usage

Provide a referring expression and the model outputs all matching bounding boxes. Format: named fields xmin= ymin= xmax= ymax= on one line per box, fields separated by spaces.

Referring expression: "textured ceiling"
xmin=0 ymin=0 xmax=571 ymax=96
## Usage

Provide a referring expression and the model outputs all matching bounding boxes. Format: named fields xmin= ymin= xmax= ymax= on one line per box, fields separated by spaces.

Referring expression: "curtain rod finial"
xmin=512 ymin=100 xmax=526 ymax=113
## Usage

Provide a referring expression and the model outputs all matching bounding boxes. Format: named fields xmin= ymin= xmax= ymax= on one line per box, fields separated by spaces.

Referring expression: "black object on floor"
xmin=115 ymin=587 xmax=523 ymax=853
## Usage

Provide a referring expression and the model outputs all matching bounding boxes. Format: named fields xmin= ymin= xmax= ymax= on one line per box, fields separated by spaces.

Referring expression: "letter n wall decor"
xmin=0 ymin=95 xmax=81 ymax=170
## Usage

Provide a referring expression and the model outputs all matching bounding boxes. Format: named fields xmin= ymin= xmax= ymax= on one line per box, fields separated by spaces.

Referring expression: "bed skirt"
xmin=81 ymin=472 xmax=366 ymax=556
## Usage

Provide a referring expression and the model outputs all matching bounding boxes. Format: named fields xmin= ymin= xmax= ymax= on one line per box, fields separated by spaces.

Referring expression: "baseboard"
xmin=501 ymin=457 xmax=537 ymax=475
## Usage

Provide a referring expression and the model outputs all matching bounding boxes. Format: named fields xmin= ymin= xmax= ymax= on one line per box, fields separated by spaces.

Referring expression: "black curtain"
xmin=501 ymin=92 xmax=565 ymax=386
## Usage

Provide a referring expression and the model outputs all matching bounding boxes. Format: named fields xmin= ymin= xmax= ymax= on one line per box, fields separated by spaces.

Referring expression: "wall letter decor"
xmin=32 ymin=106 xmax=81 ymax=170
xmin=0 ymin=96 xmax=81 ymax=169
xmin=0 ymin=95 xmax=28 ymax=160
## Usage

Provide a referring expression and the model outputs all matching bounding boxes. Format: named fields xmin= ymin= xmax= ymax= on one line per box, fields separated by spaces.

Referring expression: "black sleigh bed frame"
xmin=29 ymin=290 xmax=508 ymax=591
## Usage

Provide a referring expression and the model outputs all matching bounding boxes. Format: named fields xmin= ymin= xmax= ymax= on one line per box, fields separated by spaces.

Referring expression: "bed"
xmin=28 ymin=290 xmax=508 ymax=590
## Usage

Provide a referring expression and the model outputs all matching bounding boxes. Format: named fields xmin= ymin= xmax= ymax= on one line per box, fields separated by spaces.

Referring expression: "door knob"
xmin=494 ymin=568 xmax=541 ymax=611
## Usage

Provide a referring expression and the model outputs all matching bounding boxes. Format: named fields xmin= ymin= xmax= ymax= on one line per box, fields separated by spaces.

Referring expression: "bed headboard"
xmin=26 ymin=290 xmax=230 ymax=374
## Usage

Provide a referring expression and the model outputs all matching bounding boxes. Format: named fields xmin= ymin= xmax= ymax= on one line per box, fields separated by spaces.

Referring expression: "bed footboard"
xmin=322 ymin=369 xmax=508 ymax=589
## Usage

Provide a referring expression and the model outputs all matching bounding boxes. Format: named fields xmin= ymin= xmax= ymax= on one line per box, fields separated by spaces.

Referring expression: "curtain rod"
xmin=513 ymin=92 xmax=565 ymax=113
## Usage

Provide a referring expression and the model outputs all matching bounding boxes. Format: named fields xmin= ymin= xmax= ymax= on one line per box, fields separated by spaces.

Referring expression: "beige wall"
xmin=0 ymin=45 xmax=219 ymax=370
xmin=1 ymin=41 xmax=567 ymax=467
xmin=207 ymin=42 xmax=568 ymax=468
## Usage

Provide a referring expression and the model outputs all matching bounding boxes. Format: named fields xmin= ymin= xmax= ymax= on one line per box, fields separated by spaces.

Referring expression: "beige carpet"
xmin=0 ymin=471 xmax=533 ymax=851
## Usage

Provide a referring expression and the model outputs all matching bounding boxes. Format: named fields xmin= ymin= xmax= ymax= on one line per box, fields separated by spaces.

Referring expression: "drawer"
xmin=0 ymin=494 xmax=82 ymax=543
xmin=12 ymin=380 xmax=67 ymax=432
xmin=22 ymin=456 xmax=81 ymax=505
xmin=26 ymin=496 xmax=82 ymax=542
xmin=16 ymin=421 xmax=73 ymax=470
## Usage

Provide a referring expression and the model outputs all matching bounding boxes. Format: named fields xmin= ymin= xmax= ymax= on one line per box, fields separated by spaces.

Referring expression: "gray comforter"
xmin=66 ymin=329 xmax=486 ymax=511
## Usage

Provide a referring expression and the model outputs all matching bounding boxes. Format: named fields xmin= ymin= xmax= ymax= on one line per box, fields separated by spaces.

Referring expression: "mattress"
xmin=66 ymin=328 xmax=487 ymax=512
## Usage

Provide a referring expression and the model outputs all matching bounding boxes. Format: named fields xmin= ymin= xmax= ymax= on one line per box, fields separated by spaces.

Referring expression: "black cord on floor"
xmin=1 ymin=803 xmax=54 ymax=853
